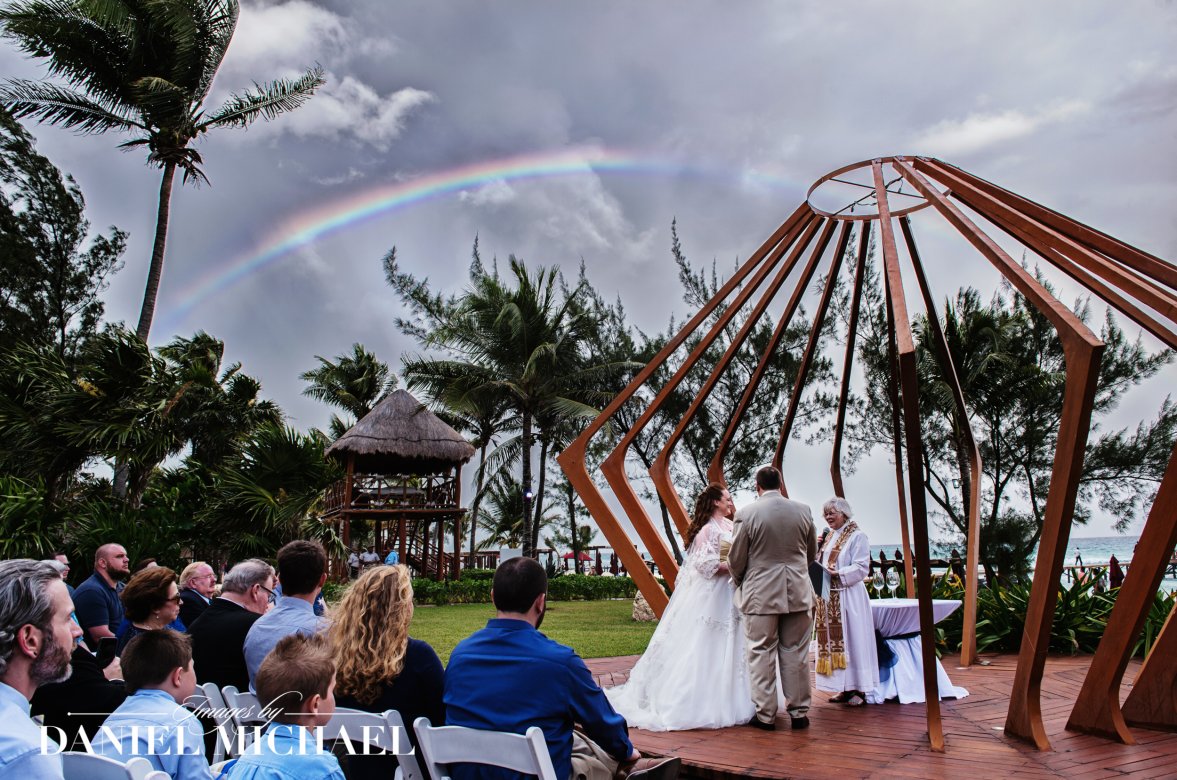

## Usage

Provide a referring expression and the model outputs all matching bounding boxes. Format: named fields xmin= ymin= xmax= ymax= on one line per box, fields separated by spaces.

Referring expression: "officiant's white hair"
xmin=823 ymin=496 xmax=854 ymax=518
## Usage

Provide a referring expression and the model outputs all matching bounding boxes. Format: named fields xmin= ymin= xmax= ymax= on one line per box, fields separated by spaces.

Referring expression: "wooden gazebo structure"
xmin=324 ymin=389 xmax=475 ymax=580
xmin=559 ymin=156 xmax=1176 ymax=753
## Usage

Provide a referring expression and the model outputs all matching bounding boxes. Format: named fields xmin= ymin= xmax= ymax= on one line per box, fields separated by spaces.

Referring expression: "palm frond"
xmin=200 ymin=66 xmax=325 ymax=129
xmin=0 ymin=79 xmax=144 ymax=133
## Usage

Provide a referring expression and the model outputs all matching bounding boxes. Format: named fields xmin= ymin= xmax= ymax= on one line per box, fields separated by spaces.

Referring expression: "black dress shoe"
xmin=790 ymin=716 xmax=810 ymax=730
xmin=624 ymin=756 xmax=682 ymax=780
xmin=745 ymin=716 xmax=776 ymax=731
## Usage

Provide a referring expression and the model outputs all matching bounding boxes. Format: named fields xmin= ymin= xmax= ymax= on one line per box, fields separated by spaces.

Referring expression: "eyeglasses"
xmin=165 ymin=594 xmax=182 ymax=604
xmin=259 ymin=585 xmax=278 ymax=605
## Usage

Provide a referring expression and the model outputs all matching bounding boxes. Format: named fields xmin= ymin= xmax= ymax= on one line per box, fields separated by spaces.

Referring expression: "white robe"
xmin=814 ymin=527 xmax=880 ymax=694
xmin=606 ymin=517 xmax=756 ymax=731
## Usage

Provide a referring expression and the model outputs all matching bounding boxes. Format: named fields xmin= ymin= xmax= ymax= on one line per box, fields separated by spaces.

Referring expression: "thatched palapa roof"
xmin=326 ymin=389 xmax=475 ymax=474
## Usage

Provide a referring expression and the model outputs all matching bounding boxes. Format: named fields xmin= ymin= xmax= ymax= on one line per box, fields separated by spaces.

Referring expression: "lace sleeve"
xmin=688 ymin=523 xmax=723 ymax=578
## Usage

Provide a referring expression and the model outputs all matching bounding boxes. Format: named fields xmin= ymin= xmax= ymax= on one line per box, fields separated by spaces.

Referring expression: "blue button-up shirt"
xmin=444 ymin=618 xmax=634 ymax=780
xmin=225 ymin=723 xmax=344 ymax=780
xmin=89 ymin=688 xmax=213 ymax=780
xmin=243 ymin=598 xmax=329 ymax=689
xmin=0 ymin=681 xmax=63 ymax=779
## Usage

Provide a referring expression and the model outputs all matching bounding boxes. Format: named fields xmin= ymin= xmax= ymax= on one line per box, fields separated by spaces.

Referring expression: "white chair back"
xmin=321 ymin=708 xmax=425 ymax=780
xmin=194 ymin=682 xmax=233 ymax=762
xmin=221 ymin=685 xmax=268 ymax=754
xmin=413 ymin=717 xmax=557 ymax=780
xmin=61 ymin=752 xmax=169 ymax=780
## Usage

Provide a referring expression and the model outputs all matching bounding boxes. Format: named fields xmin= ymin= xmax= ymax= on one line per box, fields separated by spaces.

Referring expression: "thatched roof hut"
xmin=326 ymin=389 xmax=475 ymax=475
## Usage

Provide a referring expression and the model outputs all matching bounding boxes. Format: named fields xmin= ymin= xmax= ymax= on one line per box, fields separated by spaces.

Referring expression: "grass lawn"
xmin=411 ymin=599 xmax=657 ymax=664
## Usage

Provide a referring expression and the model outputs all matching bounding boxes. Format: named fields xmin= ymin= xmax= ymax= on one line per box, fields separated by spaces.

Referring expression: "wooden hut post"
xmin=453 ymin=464 xmax=463 ymax=579
xmin=342 ymin=455 xmax=354 ymax=548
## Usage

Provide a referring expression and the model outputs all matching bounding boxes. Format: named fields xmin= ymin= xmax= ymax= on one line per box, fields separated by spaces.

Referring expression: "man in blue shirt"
xmin=445 ymin=557 xmax=677 ymax=780
xmin=243 ymin=540 xmax=330 ymax=689
xmin=90 ymin=630 xmax=213 ymax=780
xmin=72 ymin=543 xmax=130 ymax=649
xmin=0 ymin=559 xmax=85 ymax=780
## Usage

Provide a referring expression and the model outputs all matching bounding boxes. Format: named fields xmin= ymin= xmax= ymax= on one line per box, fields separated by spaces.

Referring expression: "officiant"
xmin=813 ymin=497 xmax=878 ymax=707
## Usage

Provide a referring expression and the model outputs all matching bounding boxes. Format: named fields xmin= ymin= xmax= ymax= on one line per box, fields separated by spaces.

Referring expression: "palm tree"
xmin=0 ymin=0 xmax=324 ymax=340
xmin=403 ymin=257 xmax=617 ymax=557
xmin=300 ymin=343 xmax=397 ymax=439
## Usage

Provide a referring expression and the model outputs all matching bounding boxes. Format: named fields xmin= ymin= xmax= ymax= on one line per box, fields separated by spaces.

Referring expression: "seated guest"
xmin=178 ymin=562 xmax=217 ymax=627
xmin=227 ymin=633 xmax=343 ymax=780
xmin=32 ymin=646 xmax=127 ymax=751
xmin=51 ymin=553 xmax=74 ymax=597
xmin=117 ymin=566 xmax=182 ymax=653
xmin=445 ymin=557 xmax=676 ymax=780
xmin=91 ymin=630 xmax=212 ymax=780
xmin=331 ymin=565 xmax=443 ymax=780
xmin=0 ymin=559 xmax=84 ymax=780
xmin=188 ymin=559 xmax=275 ymax=691
xmin=73 ymin=542 xmax=130 ymax=649
xmin=243 ymin=540 xmax=329 ymax=688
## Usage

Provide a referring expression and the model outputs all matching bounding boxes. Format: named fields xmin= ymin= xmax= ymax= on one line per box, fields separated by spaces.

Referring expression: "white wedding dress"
xmin=606 ymin=516 xmax=755 ymax=731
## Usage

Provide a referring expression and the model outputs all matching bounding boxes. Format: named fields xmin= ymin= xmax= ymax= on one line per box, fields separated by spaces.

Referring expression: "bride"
xmin=606 ymin=483 xmax=755 ymax=731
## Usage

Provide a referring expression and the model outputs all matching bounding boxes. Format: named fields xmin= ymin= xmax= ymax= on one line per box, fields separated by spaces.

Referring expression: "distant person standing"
xmin=1109 ymin=555 xmax=1125 ymax=589
xmin=383 ymin=548 xmax=400 ymax=566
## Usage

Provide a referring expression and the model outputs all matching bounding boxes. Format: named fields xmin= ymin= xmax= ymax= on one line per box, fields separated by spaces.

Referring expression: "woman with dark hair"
xmin=116 ymin=567 xmax=181 ymax=653
xmin=606 ymin=482 xmax=756 ymax=730
xmin=330 ymin=565 xmax=443 ymax=780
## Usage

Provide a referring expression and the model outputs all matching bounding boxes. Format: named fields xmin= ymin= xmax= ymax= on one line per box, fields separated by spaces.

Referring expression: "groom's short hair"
xmin=492 ymin=557 xmax=547 ymax=613
xmin=755 ymin=466 xmax=783 ymax=491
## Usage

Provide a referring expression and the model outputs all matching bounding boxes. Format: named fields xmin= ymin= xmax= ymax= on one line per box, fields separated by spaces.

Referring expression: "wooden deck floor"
xmin=586 ymin=653 xmax=1177 ymax=780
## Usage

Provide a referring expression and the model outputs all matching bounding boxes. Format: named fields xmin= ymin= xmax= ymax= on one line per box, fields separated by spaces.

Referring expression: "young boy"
xmin=91 ymin=629 xmax=213 ymax=780
xmin=228 ymin=633 xmax=343 ymax=780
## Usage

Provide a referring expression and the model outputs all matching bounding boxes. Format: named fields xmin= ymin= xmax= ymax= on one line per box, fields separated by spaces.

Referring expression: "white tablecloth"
xmin=867 ymin=598 xmax=969 ymax=704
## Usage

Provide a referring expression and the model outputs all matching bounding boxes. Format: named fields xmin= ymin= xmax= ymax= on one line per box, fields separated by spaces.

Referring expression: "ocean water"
xmin=869 ymin=535 xmax=1177 ymax=593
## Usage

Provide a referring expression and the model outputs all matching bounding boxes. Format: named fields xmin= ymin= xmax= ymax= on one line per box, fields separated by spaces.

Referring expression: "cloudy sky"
xmin=3 ymin=1 xmax=1174 ymax=545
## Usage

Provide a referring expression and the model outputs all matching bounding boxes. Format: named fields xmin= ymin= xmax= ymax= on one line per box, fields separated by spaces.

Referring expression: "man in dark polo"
xmin=187 ymin=559 xmax=275 ymax=690
xmin=72 ymin=543 xmax=130 ymax=650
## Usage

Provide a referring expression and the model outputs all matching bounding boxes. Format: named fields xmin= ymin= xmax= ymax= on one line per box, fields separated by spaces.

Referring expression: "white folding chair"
xmin=413 ymin=717 xmax=557 ymax=780
xmin=321 ymin=708 xmax=426 ymax=780
xmin=192 ymin=682 xmax=234 ymax=763
xmin=221 ymin=685 xmax=268 ymax=754
xmin=61 ymin=752 xmax=169 ymax=780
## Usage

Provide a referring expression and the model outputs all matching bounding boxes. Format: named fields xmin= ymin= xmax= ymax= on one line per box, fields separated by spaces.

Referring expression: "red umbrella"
xmin=562 ymin=551 xmax=591 ymax=561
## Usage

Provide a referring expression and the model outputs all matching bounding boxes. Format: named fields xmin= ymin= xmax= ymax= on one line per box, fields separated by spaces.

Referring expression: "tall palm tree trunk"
xmin=521 ymin=408 xmax=534 ymax=557
xmin=530 ymin=439 xmax=550 ymax=555
xmin=566 ymin=478 xmax=580 ymax=575
xmin=135 ymin=160 xmax=177 ymax=341
xmin=468 ymin=441 xmax=488 ymax=564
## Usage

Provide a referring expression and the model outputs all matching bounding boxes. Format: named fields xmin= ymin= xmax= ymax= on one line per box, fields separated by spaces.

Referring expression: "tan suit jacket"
xmin=728 ymin=491 xmax=817 ymax=615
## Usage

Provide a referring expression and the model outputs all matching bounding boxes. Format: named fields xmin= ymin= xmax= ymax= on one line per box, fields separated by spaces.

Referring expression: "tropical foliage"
xmin=0 ymin=0 xmax=323 ymax=339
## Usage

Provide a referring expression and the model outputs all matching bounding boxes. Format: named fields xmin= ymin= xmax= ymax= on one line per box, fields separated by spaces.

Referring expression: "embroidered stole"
xmin=815 ymin=521 xmax=859 ymax=676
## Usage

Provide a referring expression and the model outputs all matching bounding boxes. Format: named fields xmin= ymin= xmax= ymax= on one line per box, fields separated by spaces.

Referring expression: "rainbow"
xmin=161 ymin=146 xmax=802 ymax=329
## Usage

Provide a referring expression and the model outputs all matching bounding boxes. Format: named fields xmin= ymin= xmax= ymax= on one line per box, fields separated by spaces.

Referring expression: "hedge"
xmin=409 ymin=573 xmax=639 ymax=606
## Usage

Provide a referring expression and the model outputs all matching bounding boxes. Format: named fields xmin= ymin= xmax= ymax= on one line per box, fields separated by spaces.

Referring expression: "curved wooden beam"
xmin=829 ymin=223 xmax=871 ymax=497
xmin=896 ymin=157 xmax=1105 ymax=751
xmin=772 ymin=221 xmax=855 ymax=484
xmin=652 ymin=218 xmax=832 ymax=531
xmin=1067 ymin=442 xmax=1177 ymax=741
xmin=558 ymin=204 xmax=812 ymax=615
xmin=873 ymin=160 xmax=944 ymax=752
xmin=898 ymin=216 xmax=983 ymax=667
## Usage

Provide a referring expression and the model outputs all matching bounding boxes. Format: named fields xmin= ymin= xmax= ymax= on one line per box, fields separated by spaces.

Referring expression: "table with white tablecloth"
xmin=866 ymin=598 xmax=969 ymax=705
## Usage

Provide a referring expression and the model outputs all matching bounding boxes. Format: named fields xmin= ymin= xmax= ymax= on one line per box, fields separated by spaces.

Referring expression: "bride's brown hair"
xmin=685 ymin=482 xmax=727 ymax=548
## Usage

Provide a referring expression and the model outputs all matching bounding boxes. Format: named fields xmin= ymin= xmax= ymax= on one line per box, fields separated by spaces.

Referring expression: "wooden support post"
xmin=1122 ymin=600 xmax=1177 ymax=731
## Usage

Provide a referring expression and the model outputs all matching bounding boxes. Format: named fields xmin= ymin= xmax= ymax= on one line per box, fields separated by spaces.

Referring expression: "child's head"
xmin=255 ymin=633 xmax=336 ymax=728
xmin=121 ymin=629 xmax=196 ymax=703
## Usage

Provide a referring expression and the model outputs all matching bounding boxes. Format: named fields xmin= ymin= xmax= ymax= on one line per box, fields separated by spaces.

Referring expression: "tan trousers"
xmin=570 ymin=730 xmax=621 ymax=780
xmin=744 ymin=609 xmax=814 ymax=722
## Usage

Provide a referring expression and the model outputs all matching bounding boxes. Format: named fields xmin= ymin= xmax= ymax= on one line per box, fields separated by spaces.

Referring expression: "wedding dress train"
xmin=606 ymin=517 xmax=756 ymax=731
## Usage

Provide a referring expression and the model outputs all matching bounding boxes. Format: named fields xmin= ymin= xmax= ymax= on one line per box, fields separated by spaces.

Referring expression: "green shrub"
xmin=409 ymin=574 xmax=639 ymax=606
xmin=459 ymin=568 xmax=496 ymax=582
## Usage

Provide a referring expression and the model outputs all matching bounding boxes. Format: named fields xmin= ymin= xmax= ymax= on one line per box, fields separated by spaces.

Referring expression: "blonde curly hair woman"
xmin=329 ymin=565 xmax=443 ymax=779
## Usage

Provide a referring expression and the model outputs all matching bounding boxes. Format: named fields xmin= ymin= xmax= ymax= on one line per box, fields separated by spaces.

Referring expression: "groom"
xmin=728 ymin=465 xmax=818 ymax=730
